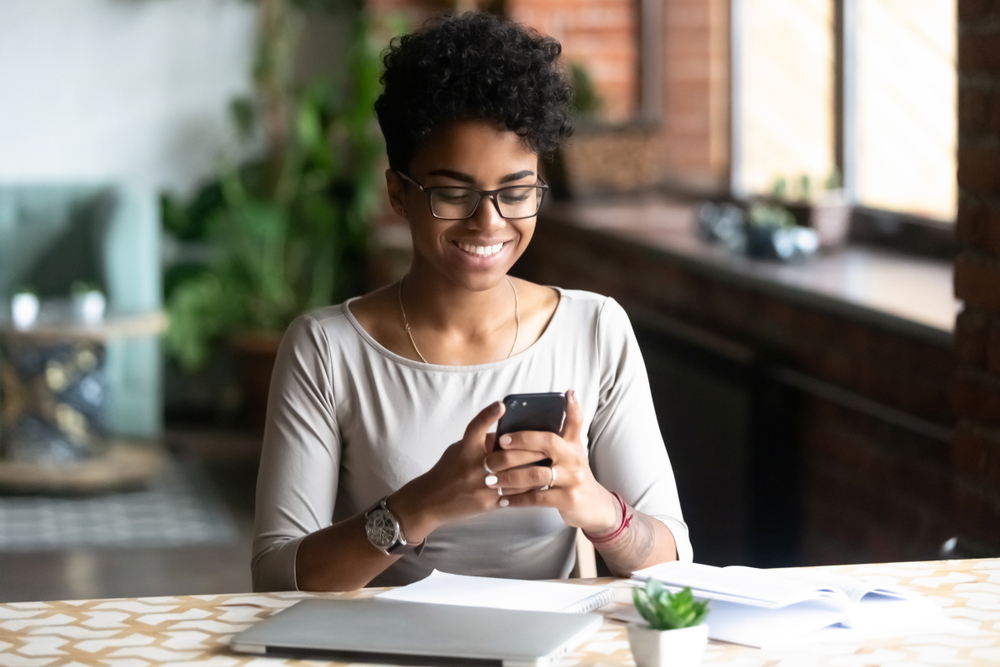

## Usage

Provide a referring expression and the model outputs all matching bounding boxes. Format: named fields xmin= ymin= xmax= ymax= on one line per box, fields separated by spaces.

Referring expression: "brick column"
xmin=954 ymin=0 xmax=1000 ymax=552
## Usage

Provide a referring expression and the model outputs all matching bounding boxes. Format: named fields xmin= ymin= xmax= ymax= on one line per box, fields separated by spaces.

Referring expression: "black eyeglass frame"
xmin=394 ymin=170 xmax=549 ymax=220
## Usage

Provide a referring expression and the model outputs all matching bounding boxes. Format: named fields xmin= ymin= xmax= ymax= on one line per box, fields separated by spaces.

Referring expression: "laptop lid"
xmin=230 ymin=598 xmax=604 ymax=667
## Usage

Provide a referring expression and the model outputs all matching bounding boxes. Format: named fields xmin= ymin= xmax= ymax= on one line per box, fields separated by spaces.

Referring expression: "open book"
xmin=630 ymin=562 xmax=947 ymax=647
xmin=376 ymin=570 xmax=615 ymax=614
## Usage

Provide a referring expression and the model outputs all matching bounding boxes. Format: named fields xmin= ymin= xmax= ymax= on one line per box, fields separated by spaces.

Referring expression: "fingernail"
xmin=568 ymin=390 xmax=576 ymax=403
xmin=499 ymin=435 xmax=512 ymax=447
xmin=491 ymin=401 xmax=502 ymax=412
xmin=485 ymin=475 xmax=498 ymax=486
xmin=499 ymin=498 xmax=509 ymax=507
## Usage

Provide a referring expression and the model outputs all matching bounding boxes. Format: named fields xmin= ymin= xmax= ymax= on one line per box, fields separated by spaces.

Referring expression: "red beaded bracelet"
xmin=584 ymin=491 xmax=632 ymax=545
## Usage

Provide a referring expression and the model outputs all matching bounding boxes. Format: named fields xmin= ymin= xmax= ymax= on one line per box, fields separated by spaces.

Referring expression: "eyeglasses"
xmin=395 ymin=171 xmax=548 ymax=220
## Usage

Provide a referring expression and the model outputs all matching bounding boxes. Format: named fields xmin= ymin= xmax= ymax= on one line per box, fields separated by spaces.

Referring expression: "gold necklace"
xmin=398 ymin=276 xmax=520 ymax=364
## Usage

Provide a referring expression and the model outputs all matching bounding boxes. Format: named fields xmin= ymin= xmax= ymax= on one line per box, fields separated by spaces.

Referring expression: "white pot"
xmin=73 ymin=291 xmax=106 ymax=324
xmin=627 ymin=623 xmax=709 ymax=667
xmin=11 ymin=293 xmax=39 ymax=329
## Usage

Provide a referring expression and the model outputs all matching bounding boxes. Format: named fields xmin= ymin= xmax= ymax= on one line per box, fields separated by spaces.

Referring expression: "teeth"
xmin=457 ymin=242 xmax=504 ymax=257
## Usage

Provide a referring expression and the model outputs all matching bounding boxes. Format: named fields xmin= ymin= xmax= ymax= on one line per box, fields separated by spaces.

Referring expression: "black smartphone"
xmin=494 ymin=392 xmax=566 ymax=466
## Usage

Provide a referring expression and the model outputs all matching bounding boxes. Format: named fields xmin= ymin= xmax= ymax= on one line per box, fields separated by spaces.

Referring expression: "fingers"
xmin=487 ymin=462 xmax=556 ymax=494
xmin=464 ymin=401 xmax=505 ymax=453
xmin=496 ymin=488 xmax=555 ymax=509
xmin=560 ymin=389 xmax=583 ymax=445
xmin=484 ymin=449 xmax=549 ymax=472
xmin=496 ymin=430 xmax=560 ymax=460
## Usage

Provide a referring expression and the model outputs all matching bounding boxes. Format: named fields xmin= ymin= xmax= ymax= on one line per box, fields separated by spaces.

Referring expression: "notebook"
xmin=627 ymin=561 xmax=948 ymax=648
xmin=229 ymin=597 xmax=603 ymax=667
xmin=376 ymin=569 xmax=615 ymax=613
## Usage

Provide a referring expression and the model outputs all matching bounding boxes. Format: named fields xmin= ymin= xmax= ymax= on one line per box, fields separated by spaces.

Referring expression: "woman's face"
xmin=388 ymin=120 xmax=540 ymax=292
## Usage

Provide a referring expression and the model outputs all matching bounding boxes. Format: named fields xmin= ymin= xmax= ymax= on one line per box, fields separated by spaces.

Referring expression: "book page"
xmin=633 ymin=562 xmax=849 ymax=609
xmin=375 ymin=570 xmax=613 ymax=613
xmin=703 ymin=598 xmax=849 ymax=648
xmin=776 ymin=568 xmax=915 ymax=607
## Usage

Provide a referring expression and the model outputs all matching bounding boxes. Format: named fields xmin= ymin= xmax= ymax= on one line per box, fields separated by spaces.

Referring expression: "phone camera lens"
xmin=508 ymin=400 xmax=517 ymax=408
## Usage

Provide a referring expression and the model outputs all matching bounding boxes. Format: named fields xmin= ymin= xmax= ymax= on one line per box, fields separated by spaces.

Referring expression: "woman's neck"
xmin=402 ymin=266 xmax=516 ymax=339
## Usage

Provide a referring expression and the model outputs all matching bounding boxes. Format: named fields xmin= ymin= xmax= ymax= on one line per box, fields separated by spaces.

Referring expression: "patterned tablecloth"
xmin=0 ymin=558 xmax=997 ymax=666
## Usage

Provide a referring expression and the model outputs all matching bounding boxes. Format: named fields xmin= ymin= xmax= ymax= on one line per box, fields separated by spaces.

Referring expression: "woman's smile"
xmin=455 ymin=241 xmax=506 ymax=257
xmin=450 ymin=239 xmax=514 ymax=268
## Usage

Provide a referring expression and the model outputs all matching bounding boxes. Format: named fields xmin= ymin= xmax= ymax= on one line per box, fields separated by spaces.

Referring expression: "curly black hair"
xmin=375 ymin=12 xmax=574 ymax=171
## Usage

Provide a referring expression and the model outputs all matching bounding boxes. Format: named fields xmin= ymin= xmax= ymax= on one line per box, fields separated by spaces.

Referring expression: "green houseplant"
xmin=161 ymin=1 xmax=392 ymax=424
xmin=628 ymin=580 xmax=710 ymax=667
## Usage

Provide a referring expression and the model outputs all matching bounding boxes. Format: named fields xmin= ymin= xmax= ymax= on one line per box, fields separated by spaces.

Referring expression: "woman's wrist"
xmin=386 ymin=481 xmax=439 ymax=544
xmin=583 ymin=491 xmax=632 ymax=546
xmin=579 ymin=488 xmax=622 ymax=538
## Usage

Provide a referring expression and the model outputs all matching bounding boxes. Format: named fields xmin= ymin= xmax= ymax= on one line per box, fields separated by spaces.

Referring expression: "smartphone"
xmin=494 ymin=392 xmax=566 ymax=466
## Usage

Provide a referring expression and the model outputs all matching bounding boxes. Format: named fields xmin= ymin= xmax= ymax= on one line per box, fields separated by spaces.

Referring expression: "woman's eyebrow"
xmin=428 ymin=169 xmax=535 ymax=184
xmin=499 ymin=170 xmax=535 ymax=184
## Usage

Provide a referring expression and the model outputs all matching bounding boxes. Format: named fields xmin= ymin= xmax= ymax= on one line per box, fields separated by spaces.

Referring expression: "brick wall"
xmin=953 ymin=0 xmax=1000 ymax=554
xmin=507 ymin=0 xmax=638 ymax=123
xmin=658 ymin=0 xmax=731 ymax=192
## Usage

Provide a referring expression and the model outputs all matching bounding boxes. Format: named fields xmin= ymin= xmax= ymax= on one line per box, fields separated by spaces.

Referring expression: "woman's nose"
xmin=466 ymin=194 xmax=506 ymax=230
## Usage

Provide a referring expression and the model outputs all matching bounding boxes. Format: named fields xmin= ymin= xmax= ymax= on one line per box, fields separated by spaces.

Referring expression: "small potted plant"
xmin=629 ymin=580 xmax=710 ymax=667
xmin=770 ymin=170 xmax=850 ymax=249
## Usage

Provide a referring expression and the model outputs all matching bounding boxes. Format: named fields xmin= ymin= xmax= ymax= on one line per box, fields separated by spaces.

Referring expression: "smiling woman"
xmin=251 ymin=12 xmax=692 ymax=593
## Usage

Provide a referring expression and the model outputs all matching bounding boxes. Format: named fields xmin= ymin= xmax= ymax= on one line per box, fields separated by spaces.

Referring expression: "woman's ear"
xmin=385 ymin=169 xmax=407 ymax=219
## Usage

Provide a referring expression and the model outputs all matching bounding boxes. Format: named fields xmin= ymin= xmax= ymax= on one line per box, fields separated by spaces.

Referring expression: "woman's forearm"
xmin=295 ymin=488 xmax=439 ymax=592
xmin=589 ymin=500 xmax=678 ymax=577
xmin=295 ymin=513 xmax=403 ymax=591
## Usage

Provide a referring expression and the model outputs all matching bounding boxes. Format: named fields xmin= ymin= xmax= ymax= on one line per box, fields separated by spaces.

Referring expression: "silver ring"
xmin=483 ymin=459 xmax=494 ymax=475
xmin=540 ymin=466 xmax=556 ymax=491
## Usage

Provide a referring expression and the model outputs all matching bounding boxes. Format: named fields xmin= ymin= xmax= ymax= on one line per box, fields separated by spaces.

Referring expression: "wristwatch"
xmin=364 ymin=497 xmax=425 ymax=556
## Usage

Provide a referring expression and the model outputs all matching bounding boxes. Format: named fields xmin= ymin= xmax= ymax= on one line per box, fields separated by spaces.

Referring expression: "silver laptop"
xmin=230 ymin=598 xmax=604 ymax=667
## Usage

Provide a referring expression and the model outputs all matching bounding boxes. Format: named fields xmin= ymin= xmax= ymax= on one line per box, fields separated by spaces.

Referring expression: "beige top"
xmin=252 ymin=288 xmax=692 ymax=592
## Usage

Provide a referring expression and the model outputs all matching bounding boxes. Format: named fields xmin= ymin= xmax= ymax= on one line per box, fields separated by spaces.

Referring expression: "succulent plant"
xmin=632 ymin=579 xmax=710 ymax=631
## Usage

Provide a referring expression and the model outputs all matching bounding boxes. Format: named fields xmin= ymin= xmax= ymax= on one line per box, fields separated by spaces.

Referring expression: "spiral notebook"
xmin=376 ymin=569 xmax=615 ymax=613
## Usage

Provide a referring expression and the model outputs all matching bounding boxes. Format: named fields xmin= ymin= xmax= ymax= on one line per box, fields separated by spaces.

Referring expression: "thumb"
xmin=464 ymin=400 xmax=505 ymax=453
xmin=560 ymin=390 xmax=583 ymax=445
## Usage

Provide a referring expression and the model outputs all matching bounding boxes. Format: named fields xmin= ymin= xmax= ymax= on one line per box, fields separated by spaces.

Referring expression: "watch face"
xmin=365 ymin=509 xmax=398 ymax=549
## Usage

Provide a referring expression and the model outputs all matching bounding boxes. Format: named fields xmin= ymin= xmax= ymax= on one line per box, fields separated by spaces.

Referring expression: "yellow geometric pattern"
xmin=0 ymin=558 xmax=997 ymax=666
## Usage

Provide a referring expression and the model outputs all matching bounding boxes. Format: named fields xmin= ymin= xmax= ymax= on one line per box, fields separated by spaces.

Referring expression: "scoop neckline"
xmin=342 ymin=286 xmax=565 ymax=372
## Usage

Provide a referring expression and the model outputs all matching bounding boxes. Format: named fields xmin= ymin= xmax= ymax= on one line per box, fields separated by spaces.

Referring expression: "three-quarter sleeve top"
xmin=252 ymin=288 xmax=692 ymax=591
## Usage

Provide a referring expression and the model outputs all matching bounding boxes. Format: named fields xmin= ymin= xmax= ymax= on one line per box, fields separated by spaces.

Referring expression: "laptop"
xmin=230 ymin=597 xmax=604 ymax=667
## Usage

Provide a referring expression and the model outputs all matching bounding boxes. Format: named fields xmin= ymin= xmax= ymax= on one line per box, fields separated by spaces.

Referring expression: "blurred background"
xmin=0 ymin=0 xmax=996 ymax=602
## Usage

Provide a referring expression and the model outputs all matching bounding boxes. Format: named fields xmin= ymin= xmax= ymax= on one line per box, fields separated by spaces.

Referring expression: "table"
xmin=0 ymin=559 xmax=997 ymax=666
xmin=0 ymin=305 xmax=166 ymax=490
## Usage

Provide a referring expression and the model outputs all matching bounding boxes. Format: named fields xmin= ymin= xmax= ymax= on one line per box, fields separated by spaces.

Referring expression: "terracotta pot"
xmin=627 ymin=623 xmax=709 ymax=667
xmin=228 ymin=330 xmax=282 ymax=432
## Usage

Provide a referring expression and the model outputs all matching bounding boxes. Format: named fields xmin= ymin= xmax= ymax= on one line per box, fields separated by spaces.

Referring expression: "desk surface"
xmin=1 ymin=559 xmax=997 ymax=666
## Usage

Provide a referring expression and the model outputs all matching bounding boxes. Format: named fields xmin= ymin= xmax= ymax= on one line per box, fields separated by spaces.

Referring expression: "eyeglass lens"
xmin=429 ymin=186 xmax=544 ymax=219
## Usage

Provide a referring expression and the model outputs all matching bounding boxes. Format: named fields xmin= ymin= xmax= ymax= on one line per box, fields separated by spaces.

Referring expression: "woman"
xmin=252 ymin=12 xmax=691 ymax=593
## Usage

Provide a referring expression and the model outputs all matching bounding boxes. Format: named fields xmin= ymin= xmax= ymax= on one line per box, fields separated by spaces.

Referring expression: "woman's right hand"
xmin=389 ymin=400 xmax=513 ymax=542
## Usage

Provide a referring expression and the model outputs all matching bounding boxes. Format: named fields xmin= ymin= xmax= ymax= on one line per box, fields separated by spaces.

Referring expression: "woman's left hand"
xmin=485 ymin=389 xmax=619 ymax=534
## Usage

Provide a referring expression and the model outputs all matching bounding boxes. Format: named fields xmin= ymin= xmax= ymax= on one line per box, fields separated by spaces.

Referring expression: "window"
xmin=733 ymin=0 xmax=957 ymax=223
xmin=853 ymin=0 xmax=956 ymax=220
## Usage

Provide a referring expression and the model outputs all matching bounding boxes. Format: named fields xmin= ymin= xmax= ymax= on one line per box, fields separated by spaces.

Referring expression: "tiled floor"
xmin=0 ymin=428 xmax=261 ymax=603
